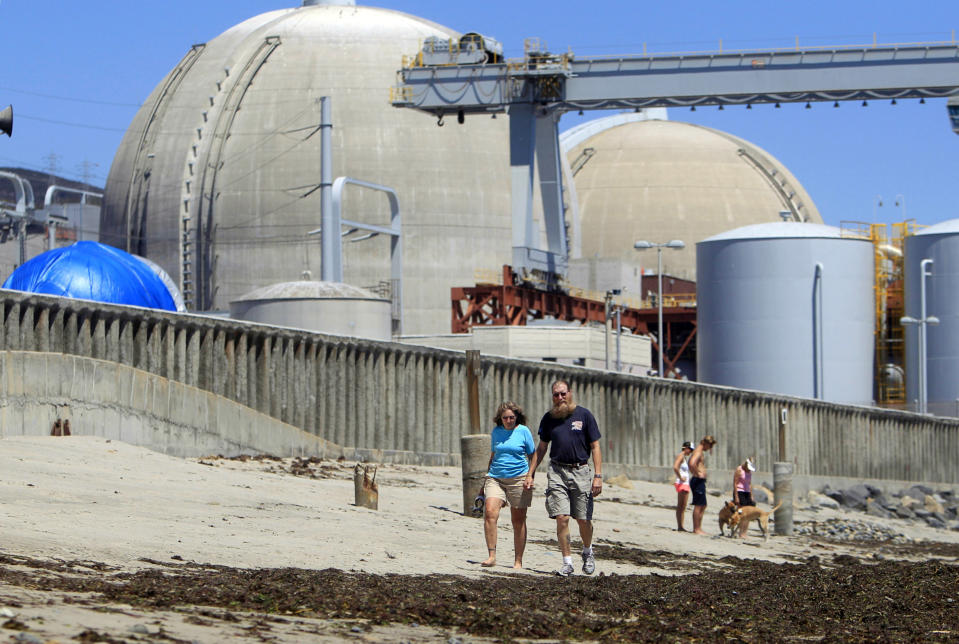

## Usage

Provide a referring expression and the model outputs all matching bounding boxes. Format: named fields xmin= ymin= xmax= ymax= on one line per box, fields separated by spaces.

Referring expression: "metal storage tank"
xmin=697 ymin=222 xmax=874 ymax=405
xmin=565 ymin=118 xmax=823 ymax=282
xmin=903 ymin=219 xmax=959 ymax=416
xmin=100 ymin=0 xmax=511 ymax=335
xmin=230 ymin=280 xmax=391 ymax=340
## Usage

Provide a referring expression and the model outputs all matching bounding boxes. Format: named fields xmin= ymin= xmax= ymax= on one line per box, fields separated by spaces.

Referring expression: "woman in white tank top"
xmin=672 ymin=440 xmax=694 ymax=531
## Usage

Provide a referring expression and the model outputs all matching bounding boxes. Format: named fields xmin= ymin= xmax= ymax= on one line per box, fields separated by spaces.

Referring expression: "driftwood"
xmin=353 ymin=464 xmax=378 ymax=510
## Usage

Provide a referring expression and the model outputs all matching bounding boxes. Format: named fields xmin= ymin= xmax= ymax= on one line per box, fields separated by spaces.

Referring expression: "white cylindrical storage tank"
xmin=697 ymin=222 xmax=874 ymax=405
xmin=230 ymin=281 xmax=391 ymax=340
xmin=903 ymin=219 xmax=959 ymax=416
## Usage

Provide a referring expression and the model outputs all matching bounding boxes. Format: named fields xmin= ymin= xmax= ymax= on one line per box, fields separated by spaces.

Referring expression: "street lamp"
xmin=901 ymin=258 xmax=938 ymax=414
xmin=634 ymin=239 xmax=685 ymax=377
xmin=604 ymin=288 xmax=622 ymax=371
xmin=873 ymin=195 xmax=883 ymax=223
xmin=894 ymin=194 xmax=906 ymax=221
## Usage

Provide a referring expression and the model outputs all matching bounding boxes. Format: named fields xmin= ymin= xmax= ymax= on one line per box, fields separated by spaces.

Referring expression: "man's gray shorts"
xmin=545 ymin=461 xmax=594 ymax=520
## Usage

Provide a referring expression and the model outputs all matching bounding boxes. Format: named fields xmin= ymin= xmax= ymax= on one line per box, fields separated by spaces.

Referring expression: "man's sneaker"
xmin=582 ymin=550 xmax=596 ymax=575
xmin=557 ymin=562 xmax=574 ymax=577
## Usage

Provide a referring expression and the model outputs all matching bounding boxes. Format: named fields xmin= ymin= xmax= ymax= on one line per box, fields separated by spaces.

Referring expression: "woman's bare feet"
xmin=481 ymin=549 xmax=496 ymax=567
xmin=512 ymin=561 xmax=523 ymax=569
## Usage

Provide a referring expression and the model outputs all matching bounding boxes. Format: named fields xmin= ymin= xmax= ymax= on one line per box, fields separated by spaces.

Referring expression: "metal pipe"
xmin=604 ymin=296 xmax=610 ymax=371
xmin=813 ymin=263 xmax=824 ymax=399
xmin=919 ymin=258 xmax=933 ymax=414
xmin=615 ymin=305 xmax=622 ymax=372
xmin=319 ymin=96 xmax=335 ymax=281
xmin=657 ymin=247 xmax=664 ymax=377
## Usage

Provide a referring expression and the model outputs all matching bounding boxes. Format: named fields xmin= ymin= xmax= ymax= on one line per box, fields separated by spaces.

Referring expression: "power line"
xmin=0 ymin=86 xmax=142 ymax=108
xmin=16 ymin=114 xmax=128 ymax=133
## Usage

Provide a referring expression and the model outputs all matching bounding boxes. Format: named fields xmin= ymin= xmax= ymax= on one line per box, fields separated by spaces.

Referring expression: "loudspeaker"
xmin=0 ymin=105 xmax=12 ymax=137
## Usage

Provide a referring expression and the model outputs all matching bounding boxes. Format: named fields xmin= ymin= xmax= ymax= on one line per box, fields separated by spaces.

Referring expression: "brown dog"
xmin=717 ymin=500 xmax=739 ymax=537
xmin=728 ymin=501 xmax=783 ymax=540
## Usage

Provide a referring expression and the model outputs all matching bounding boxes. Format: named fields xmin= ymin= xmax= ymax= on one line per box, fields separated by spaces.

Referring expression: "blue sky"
xmin=0 ymin=0 xmax=956 ymax=229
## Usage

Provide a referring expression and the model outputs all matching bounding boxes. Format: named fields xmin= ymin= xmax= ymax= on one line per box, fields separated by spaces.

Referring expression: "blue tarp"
xmin=2 ymin=241 xmax=178 ymax=311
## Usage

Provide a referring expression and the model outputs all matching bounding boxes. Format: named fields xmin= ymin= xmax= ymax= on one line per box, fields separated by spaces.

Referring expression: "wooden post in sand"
xmin=353 ymin=464 xmax=378 ymax=510
xmin=462 ymin=351 xmax=487 ymax=516
xmin=774 ymin=407 xmax=793 ymax=535
xmin=461 ymin=434 xmax=490 ymax=517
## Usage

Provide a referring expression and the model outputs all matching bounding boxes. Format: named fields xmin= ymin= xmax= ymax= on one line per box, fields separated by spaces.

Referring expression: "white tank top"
xmin=676 ymin=456 xmax=690 ymax=484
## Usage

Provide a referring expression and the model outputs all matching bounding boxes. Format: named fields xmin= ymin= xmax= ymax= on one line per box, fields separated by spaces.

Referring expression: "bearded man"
xmin=524 ymin=379 xmax=602 ymax=576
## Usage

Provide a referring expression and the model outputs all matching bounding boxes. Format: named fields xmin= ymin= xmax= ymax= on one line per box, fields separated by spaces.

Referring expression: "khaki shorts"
xmin=484 ymin=474 xmax=533 ymax=508
xmin=545 ymin=462 xmax=594 ymax=520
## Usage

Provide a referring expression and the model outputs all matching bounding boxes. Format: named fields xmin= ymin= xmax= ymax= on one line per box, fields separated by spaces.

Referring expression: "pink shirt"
xmin=735 ymin=468 xmax=751 ymax=492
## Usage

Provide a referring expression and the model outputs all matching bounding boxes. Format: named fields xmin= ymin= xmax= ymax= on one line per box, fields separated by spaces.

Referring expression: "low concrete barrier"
xmin=0 ymin=350 xmax=342 ymax=459
xmin=1 ymin=290 xmax=957 ymax=484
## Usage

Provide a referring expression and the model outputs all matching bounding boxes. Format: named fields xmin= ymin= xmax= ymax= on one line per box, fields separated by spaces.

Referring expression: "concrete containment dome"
xmin=697 ymin=222 xmax=873 ymax=405
xmin=230 ymin=280 xmax=391 ymax=339
xmin=566 ymin=119 xmax=823 ymax=281
xmin=903 ymin=218 xmax=959 ymax=416
xmin=101 ymin=2 xmax=510 ymax=335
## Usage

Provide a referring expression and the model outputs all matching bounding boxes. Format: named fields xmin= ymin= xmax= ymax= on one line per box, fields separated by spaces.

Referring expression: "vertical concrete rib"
xmin=186 ymin=328 xmax=201 ymax=388
xmin=380 ymin=349 xmax=395 ymax=449
xmin=359 ymin=349 xmax=372 ymax=449
xmin=313 ymin=342 xmax=327 ymax=439
xmin=35 ymin=307 xmax=49 ymax=353
xmin=64 ymin=311 xmax=77 ymax=357
xmin=213 ymin=329 xmax=227 ymax=399
xmin=91 ymin=314 xmax=106 ymax=359
xmin=160 ymin=324 xmax=174 ymax=381
xmin=19 ymin=303 xmax=34 ymax=351
xmin=234 ymin=332 xmax=247 ymax=405
xmin=335 ymin=343 xmax=349 ymax=448
xmin=291 ymin=339 xmax=303 ymax=430
xmin=303 ymin=341 xmax=316 ymax=435
xmin=258 ymin=335 xmax=272 ymax=417
xmin=285 ymin=336 xmax=295 ymax=425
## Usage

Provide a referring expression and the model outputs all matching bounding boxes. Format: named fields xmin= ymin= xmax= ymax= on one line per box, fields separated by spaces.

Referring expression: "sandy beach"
xmin=0 ymin=435 xmax=957 ymax=642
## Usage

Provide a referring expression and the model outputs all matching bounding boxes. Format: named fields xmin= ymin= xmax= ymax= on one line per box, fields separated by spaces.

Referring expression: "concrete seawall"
xmin=1 ymin=290 xmax=957 ymax=484
xmin=0 ymin=350 xmax=344 ymax=459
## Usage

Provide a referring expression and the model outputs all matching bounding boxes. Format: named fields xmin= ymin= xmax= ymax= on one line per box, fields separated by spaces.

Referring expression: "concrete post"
xmin=773 ymin=461 xmax=793 ymax=536
xmin=461 ymin=433 xmax=490 ymax=517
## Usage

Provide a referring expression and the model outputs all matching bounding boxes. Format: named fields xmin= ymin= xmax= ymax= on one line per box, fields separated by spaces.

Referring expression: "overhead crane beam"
xmin=393 ymin=39 xmax=959 ymax=284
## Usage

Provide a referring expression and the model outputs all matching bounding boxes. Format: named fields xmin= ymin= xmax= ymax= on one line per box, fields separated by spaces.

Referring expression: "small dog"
xmin=729 ymin=501 xmax=783 ymax=540
xmin=717 ymin=500 xmax=739 ymax=537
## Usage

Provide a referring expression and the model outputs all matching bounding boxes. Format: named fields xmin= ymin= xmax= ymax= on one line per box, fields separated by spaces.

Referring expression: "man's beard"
xmin=550 ymin=398 xmax=576 ymax=419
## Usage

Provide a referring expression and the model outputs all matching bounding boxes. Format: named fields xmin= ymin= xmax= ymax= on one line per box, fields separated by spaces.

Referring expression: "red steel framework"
xmin=451 ymin=266 xmax=697 ymax=376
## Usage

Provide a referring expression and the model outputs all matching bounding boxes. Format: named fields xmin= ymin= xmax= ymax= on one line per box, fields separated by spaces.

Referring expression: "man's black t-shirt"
xmin=538 ymin=406 xmax=601 ymax=464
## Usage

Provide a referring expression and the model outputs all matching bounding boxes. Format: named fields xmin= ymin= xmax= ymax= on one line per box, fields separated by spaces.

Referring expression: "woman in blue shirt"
xmin=481 ymin=401 xmax=536 ymax=569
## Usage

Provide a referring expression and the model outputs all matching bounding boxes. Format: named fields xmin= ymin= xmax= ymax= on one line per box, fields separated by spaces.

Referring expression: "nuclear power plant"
xmin=1 ymin=0 xmax=958 ymax=419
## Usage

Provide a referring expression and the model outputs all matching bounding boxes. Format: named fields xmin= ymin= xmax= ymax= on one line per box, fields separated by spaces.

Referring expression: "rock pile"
xmin=807 ymin=483 xmax=958 ymax=531
xmin=793 ymin=518 xmax=911 ymax=542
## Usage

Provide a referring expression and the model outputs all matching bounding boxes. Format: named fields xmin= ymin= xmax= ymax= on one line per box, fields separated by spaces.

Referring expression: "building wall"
xmin=402 ymin=326 xmax=651 ymax=373
xmin=0 ymin=290 xmax=956 ymax=484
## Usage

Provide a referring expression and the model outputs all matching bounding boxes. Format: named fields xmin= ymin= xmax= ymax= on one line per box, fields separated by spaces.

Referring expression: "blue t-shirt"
xmin=538 ymin=406 xmax=601 ymax=464
xmin=487 ymin=424 xmax=536 ymax=478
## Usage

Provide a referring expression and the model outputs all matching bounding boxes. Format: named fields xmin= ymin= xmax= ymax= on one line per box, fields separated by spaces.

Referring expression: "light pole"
xmin=901 ymin=258 xmax=938 ymax=414
xmin=634 ymin=239 xmax=685 ymax=377
xmin=895 ymin=194 xmax=906 ymax=221
xmin=873 ymin=195 xmax=883 ymax=223
xmin=603 ymin=288 xmax=621 ymax=371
